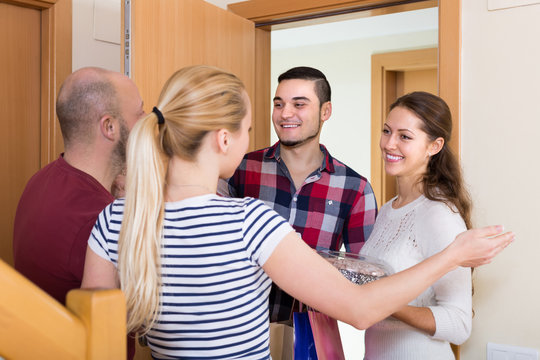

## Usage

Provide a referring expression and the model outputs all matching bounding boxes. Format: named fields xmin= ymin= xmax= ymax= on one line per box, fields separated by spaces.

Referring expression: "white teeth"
xmin=387 ymin=154 xmax=403 ymax=161
xmin=282 ymin=124 xmax=299 ymax=128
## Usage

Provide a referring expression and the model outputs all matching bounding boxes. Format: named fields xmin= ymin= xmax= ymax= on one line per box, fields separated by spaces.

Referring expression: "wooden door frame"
xmin=231 ymin=4 xmax=461 ymax=358
xmin=4 ymin=0 xmax=72 ymax=166
xmin=371 ymin=47 xmax=438 ymax=205
xmin=230 ymin=0 xmax=461 ymax=165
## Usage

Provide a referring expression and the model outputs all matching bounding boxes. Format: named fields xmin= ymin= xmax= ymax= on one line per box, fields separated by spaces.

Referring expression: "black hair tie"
xmin=152 ymin=106 xmax=165 ymax=125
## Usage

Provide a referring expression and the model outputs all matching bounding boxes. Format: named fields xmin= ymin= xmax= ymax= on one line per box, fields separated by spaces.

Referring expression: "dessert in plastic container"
xmin=317 ymin=249 xmax=394 ymax=285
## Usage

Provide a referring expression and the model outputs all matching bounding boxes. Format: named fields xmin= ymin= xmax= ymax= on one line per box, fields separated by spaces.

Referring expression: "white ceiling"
xmin=271 ymin=7 xmax=438 ymax=50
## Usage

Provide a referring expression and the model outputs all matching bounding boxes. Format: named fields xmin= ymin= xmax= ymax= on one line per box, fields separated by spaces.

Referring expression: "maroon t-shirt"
xmin=13 ymin=155 xmax=136 ymax=359
xmin=14 ymin=154 xmax=114 ymax=302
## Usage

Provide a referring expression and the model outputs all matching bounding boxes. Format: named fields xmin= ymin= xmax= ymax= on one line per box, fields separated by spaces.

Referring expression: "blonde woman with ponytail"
xmin=82 ymin=66 xmax=513 ymax=360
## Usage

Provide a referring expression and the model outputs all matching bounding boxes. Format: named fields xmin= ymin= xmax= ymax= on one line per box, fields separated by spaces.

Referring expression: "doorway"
xmin=270 ymin=7 xmax=438 ymax=189
xmin=269 ymin=9 xmax=438 ymax=359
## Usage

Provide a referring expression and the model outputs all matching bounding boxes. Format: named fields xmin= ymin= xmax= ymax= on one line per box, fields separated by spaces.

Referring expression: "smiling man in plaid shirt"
xmin=219 ymin=66 xmax=378 ymax=321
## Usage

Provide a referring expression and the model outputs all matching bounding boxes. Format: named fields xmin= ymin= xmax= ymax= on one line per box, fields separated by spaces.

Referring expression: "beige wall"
xmin=461 ymin=2 xmax=540 ymax=359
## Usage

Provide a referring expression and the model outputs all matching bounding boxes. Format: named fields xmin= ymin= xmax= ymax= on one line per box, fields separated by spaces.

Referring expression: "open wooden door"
xmin=122 ymin=2 xmax=266 ymax=357
xmin=122 ymin=0 xmax=269 ymax=152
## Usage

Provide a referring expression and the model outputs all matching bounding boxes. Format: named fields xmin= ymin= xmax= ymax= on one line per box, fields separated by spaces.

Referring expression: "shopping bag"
xmin=293 ymin=311 xmax=318 ymax=360
xmin=308 ymin=311 xmax=345 ymax=360
xmin=269 ymin=321 xmax=294 ymax=360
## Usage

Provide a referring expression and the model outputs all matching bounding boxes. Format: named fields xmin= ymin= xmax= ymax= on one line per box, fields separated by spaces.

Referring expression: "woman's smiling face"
xmin=380 ymin=106 xmax=436 ymax=181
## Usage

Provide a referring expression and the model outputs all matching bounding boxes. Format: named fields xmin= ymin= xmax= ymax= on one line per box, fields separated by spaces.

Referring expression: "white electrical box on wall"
xmin=488 ymin=0 xmax=540 ymax=10
xmin=487 ymin=342 xmax=539 ymax=360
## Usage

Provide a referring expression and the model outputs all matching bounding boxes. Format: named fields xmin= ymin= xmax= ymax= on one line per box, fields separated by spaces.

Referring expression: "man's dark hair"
xmin=56 ymin=71 xmax=120 ymax=147
xmin=278 ymin=66 xmax=331 ymax=106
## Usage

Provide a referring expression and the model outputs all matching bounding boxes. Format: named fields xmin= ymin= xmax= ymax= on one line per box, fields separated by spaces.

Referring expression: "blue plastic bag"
xmin=293 ymin=311 xmax=318 ymax=360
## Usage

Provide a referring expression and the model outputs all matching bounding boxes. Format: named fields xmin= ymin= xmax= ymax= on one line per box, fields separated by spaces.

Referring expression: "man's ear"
xmin=321 ymin=101 xmax=332 ymax=123
xmin=100 ymin=115 xmax=116 ymax=141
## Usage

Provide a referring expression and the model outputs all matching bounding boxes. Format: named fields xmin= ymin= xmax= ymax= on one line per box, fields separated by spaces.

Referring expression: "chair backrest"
xmin=0 ymin=259 xmax=126 ymax=359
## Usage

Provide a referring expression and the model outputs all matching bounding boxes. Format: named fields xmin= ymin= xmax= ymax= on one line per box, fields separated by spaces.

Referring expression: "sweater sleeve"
xmin=416 ymin=202 xmax=472 ymax=345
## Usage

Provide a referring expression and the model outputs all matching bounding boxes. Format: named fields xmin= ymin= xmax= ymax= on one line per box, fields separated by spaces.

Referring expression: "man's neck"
xmin=63 ymin=147 xmax=117 ymax=193
xmin=279 ymin=140 xmax=324 ymax=189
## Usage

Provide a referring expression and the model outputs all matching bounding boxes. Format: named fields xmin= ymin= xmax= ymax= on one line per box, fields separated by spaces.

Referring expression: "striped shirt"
xmin=89 ymin=194 xmax=293 ymax=359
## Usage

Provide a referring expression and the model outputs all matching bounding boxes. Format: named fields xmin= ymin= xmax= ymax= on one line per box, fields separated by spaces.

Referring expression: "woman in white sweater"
xmin=361 ymin=91 xmax=474 ymax=359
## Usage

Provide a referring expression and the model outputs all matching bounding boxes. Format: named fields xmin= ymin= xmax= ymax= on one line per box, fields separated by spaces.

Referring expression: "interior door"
xmin=123 ymin=0 xmax=264 ymax=152
xmin=0 ymin=3 xmax=41 ymax=266
xmin=0 ymin=0 xmax=71 ymax=267
xmin=123 ymin=2 xmax=260 ymax=358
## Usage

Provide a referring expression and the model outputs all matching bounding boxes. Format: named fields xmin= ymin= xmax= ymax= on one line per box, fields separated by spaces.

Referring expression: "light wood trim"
xmin=370 ymin=48 xmax=437 ymax=203
xmin=230 ymin=0 xmax=461 ymax=185
xmin=40 ymin=0 xmax=71 ymax=166
xmin=439 ymin=0 xmax=461 ymax=156
xmin=229 ymin=0 xmax=436 ymax=26
xmin=253 ymin=28 xmax=271 ymax=149
xmin=1 ymin=0 xmax=56 ymax=9
xmin=233 ymin=1 xmax=461 ymax=357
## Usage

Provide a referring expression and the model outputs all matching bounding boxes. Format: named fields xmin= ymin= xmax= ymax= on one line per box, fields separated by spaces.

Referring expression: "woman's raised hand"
xmin=446 ymin=225 xmax=514 ymax=268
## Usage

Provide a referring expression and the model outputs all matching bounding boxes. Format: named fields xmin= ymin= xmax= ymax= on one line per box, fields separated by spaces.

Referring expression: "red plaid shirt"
xmin=220 ymin=142 xmax=378 ymax=321
xmin=221 ymin=141 xmax=377 ymax=252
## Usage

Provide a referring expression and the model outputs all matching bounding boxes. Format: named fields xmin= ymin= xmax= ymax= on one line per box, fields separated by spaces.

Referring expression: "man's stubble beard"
xmin=279 ymin=114 xmax=322 ymax=148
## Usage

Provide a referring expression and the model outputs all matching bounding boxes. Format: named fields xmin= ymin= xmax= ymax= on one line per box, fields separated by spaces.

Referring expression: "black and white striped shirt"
xmin=89 ymin=194 xmax=292 ymax=359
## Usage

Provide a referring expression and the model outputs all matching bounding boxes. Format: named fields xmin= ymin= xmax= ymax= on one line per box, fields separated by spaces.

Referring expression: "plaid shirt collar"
xmin=263 ymin=141 xmax=336 ymax=174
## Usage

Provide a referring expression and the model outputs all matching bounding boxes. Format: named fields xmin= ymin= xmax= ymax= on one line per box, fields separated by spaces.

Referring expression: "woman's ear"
xmin=429 ymin=137 xmax=445 ymax=156
xmin=216 ymin=129 xmax=230 ymax=154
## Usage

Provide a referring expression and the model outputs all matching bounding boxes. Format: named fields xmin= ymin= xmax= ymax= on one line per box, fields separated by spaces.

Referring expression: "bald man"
xmin=13 ymin=67 xmax=144 ymax=304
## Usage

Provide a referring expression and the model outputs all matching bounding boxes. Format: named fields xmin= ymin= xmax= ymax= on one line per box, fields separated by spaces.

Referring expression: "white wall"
xmin=72 ymin=0 xmax=121 ymax=71
xmin=461 ymin=2 xmax=540 ymax=359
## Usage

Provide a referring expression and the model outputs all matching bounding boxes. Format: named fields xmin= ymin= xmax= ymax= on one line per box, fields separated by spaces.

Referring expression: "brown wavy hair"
xmin=389 ymin=91 xmax=472 ymax=229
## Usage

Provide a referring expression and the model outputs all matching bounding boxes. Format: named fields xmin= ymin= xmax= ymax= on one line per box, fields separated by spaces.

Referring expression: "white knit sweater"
xmin=360 ymin=195 xmax=472 ymax=360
